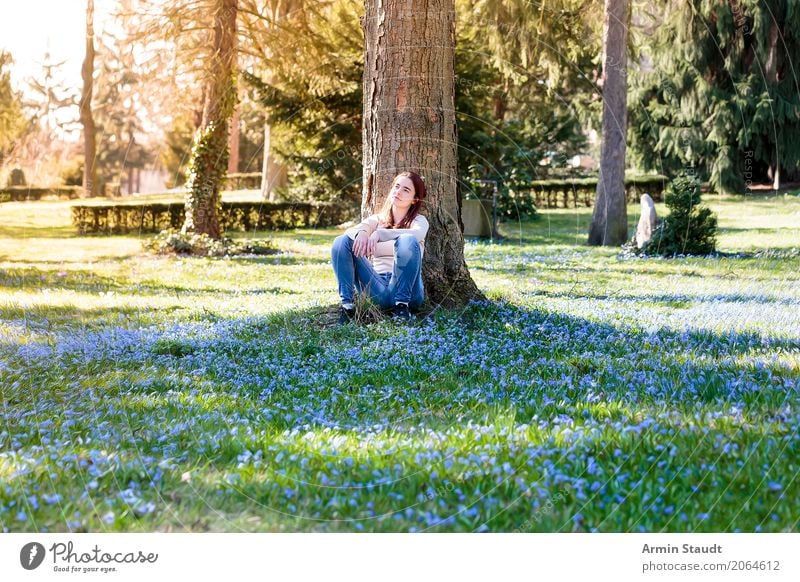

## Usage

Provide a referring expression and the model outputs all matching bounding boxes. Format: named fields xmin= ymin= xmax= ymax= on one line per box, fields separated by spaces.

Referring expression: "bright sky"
xmin=0 ymin=0 xmax=115 ymax=94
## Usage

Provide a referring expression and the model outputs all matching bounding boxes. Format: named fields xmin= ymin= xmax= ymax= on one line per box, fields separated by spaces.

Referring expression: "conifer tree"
xmin=642 ymin=172 xmax=717 ymax=256
xmin=630 ymin=0 xmax=800 ymax=194
xmin=0 ymin=51 xmax=27 ymax=166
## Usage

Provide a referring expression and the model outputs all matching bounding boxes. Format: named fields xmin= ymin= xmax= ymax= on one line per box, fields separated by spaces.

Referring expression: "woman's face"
xmin=390 ymin=176 xmax=416 ymax=209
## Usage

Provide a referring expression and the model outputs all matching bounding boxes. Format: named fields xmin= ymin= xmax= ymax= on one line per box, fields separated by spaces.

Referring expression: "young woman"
xmin=331 ymin=171 xmax=429 ymax=323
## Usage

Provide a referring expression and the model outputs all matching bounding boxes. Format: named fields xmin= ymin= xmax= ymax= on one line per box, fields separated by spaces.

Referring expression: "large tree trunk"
xmin=227 ymin=104 xmax=240 ymax=175
xmin=588 ymin=0 xmax=629 ymax=246
xmin=362 ymin=0 xmax=483 ymax=307
xmin=227 ymin=22 xmax=240 ymax=176
xmin=182 ymin=0 xmax=238 ymax=238
xmin=765 ymin=20 xmax=781 ymax=84
xmin=79 ymin=0 xmax=98 ymax=198
xmin=766 ymin=19 xmax=781 ymax=191
xmin=260 ymin=114 xmax=274 ymax=200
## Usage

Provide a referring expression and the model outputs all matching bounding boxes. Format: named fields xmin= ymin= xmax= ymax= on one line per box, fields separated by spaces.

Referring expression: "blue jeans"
xmin=331 ymin=234 xmax=425 ymax=309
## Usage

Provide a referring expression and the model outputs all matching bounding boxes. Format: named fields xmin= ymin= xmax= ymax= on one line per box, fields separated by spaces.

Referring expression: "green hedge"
xmin=0 ymin=186 xmax=83 ymax=203
xmin=517 ymin=175 xmax=667 ymax=209
xmin=71 ymin=201 xmax=355 ymax=235
xmin=0 ymin=173 xmax=261 ymax=204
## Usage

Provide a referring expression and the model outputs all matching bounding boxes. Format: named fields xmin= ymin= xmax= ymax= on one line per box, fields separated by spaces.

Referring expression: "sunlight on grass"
xmin=1 ymin=193 xmax=798 ymax=533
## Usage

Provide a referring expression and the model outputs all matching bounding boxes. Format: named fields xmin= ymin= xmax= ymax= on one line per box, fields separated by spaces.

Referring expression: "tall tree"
xmin=93 ymin=30 xmax=152 ymax=195
xmin=456 ymin=0 xmax=599 ymax=210
xmin=240 ymin=0 xmax=362 ymax=204
xmin=80 ymin=0 xmax=98 ymax=197
xmin=227 ymin=16 xmax=240 ymax=176
xmin=0 ymin=51 xmax=28 ymax=167
xmin=238 ymin=0 xmax=305 ymax=200
xmin=27 ymin=52 xmax=76 ymax=135
xmin=362 ymin=0 xmax=482 ymax=307
xmin=629 ymin=1 xmax=800 ymax=194
xmin=182 ymin=0 xmax=238 ymax=238
xmin=243 ymin=0 xmax=600 ymax=216
xmin=588 ymin=0 xmax=630 ymax=246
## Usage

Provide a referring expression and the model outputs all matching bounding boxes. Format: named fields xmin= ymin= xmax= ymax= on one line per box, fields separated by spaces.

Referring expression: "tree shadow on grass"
xmin=227 ymin=255 xmax=331 ymax=266
xmin=0 ymin=267 xmax=122 ymax=291
xmin=0 ymin=266 xmax=304 ymax=297
xmin=470 ymin=250 xmax=800 ymax=279
xmin=0 ymin=224 xmax=77 ymax=239
xmin=0 ymin=304 xmax=186 ymax=339
xmin=518 ymin=287 xmax=800 ymax=308
xmin=4 ymin=299 xmax=799 ymax=533
xmin=54 ymin=299 xmax=799 ymax=425
xmin=0 ymin=256 xmax=142 ymax=265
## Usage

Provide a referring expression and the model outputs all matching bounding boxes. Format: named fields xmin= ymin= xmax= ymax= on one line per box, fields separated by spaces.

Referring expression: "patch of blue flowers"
xmin=1 ymin=245 xmax=798 ymax=533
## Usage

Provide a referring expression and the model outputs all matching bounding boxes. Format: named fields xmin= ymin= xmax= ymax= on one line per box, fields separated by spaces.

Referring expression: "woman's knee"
xmin=332 ymin=234 xmax=353 ymax=253
xmin=394 ymin=234 xmax=420 ymax=257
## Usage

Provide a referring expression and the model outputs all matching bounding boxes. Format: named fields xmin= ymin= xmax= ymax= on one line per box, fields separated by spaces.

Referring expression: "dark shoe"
xmin=338 ymin=306 xmax=355 ymax=325
xmin=391 ymin=303 xmax=412 ymax=322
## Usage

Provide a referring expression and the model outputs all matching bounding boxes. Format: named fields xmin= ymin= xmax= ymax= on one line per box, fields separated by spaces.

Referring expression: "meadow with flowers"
xmin=1 ymin=193 xmax=799 ymax=532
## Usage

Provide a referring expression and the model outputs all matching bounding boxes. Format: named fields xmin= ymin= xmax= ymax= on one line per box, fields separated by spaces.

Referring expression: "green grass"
xmin=0 ymin=193 xmax=798 ymax=532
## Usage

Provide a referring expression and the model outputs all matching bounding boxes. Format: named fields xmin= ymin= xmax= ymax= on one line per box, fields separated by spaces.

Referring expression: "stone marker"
xmin=462 ymin=199 xmax=493 ymax=238
xmin=636 ymin=193 xmax=657 ymax=248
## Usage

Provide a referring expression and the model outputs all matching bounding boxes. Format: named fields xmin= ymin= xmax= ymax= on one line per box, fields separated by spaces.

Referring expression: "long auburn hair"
xmin=377 ymin=171 xmax=427 ymax=229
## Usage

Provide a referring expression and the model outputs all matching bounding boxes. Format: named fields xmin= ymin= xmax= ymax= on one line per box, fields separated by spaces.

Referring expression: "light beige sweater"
xmin=345 ymin=214 xmax=429 ymax=274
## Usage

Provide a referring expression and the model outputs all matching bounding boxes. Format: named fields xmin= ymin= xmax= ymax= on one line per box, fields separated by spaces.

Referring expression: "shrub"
xmin=70 ymin=200 xmax=355 ymax=234
xmin=143 ymin=228 xmax=277 ymax=257
xmin=7 ymin=168 xmax=26 ymax=186
xmin=61 ymin=160 xmax=84 ymax=186
xmin=641 ymin=173 xmax=717 ymax=256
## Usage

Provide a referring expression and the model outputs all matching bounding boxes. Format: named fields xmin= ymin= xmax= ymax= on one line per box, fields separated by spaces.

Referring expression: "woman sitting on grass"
xmin=331 ymin=171 xmax=429 ymax=323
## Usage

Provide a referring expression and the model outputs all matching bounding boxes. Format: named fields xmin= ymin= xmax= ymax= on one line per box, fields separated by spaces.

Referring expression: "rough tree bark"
xmin=361 ymin=0 xmax=483 ymax=307
xmin=260 ymin=115 xmax=274 ymax=200
xmin=227 ymin=22 xmax=240 ymax=176
xmin=182 ymin=0 xmax=238 ymax=238
xmin=588 ymin=0 xmax=630 ymax=246
xmin=227 ymin=105 xmax=240 ymax=174
xmin=79 ymin=0 xmax=98 ymax=198
xmin=766 ymin=20 xmax=781 ymax=191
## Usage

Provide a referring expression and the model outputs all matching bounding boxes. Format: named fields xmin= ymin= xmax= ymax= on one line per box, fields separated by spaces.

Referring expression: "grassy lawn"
xmin=1 ymin=192 xmax=798 ymax=532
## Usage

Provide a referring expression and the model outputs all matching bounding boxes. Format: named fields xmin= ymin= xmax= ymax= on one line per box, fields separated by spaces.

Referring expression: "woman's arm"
xmin=376 ymin=215 xmax=429 ymax=242
xmin=345 ymin=215 xmax=380 ymax=240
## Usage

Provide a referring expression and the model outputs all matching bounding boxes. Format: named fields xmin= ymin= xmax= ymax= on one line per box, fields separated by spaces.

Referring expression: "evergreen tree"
xmin=455 ymin=5 xmax=592 ymax=220
xmin=24 ymin=51 xmax=77 ymax=135
xmin=630 ymin=0 xmax=800 ymax=194
xmin=642 ymin=171 xmax=717 ymax=256
xmin=0 ymin=51 xmax=28 ymax=167
xmin=244 ymin=0 xmax=597 ymax=214
xmin=93 ymin=33 xmax=152 ymax=194
xmin=241 ymin=0 xmax=363 ymax=206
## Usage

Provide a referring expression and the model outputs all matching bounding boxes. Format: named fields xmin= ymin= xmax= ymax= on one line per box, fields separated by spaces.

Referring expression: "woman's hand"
xmin=353 ymin=230 xmax=368 ymax=257
xmin=353 ymin=230 xmax=380 ymax=257
xmin=366 ymin=231 xmax=380 ymax=257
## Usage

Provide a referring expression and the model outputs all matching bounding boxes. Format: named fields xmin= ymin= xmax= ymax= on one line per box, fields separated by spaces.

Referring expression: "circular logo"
xmin=20 ymin=542 xmax=46 ymax=570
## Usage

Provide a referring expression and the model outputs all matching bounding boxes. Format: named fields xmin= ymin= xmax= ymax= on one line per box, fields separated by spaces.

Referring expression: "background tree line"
xmin=2 ymin=1 xmax=798 ymax=217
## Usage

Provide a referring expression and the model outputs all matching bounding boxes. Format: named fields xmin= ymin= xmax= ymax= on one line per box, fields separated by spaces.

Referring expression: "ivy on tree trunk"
xmin=182 ymin=0 xmax=238 ymax=239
